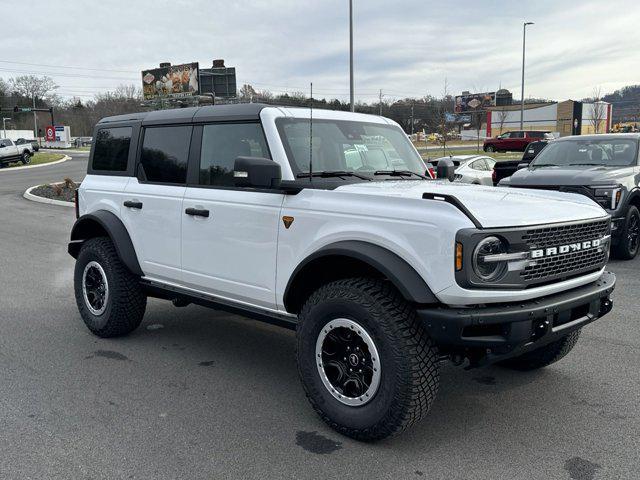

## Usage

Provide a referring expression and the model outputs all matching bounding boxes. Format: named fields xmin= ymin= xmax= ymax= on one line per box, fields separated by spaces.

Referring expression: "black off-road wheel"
xmin=296 ymin=278 xmax=440 ymax=442
xmin=21 ymin=151 xmax=31 ymax=165
xmin=74 ymin=237 xmax=146 ymax=337
xmin=499 ymin=330 xmax=581 ymax=371
xmin=613 ymin=205 xmax=640 ymax=260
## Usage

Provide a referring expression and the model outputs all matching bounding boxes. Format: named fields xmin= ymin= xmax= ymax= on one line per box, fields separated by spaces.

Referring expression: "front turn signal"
xmin=455 ymin=242 xmax=463 ymax=271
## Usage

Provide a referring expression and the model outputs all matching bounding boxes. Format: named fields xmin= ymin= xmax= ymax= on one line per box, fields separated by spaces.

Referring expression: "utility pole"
xmin=411 ymin=102 xmax=415 ymax=136
xmin=349 ymin=0 xmax=354 ymax=112
xmin=32 ymin=96 xmax=38 ymax=140
xmin=379 ymin=89 xmax=383 ymax=116
xmin=520 ymin=21 xmax=534 ymax=130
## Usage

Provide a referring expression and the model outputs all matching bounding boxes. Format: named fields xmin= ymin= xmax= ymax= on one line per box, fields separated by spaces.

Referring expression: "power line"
xmin=0 ymin=59 xmax=138 ymax=74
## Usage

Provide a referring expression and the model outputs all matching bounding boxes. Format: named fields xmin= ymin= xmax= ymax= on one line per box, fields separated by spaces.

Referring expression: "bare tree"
xmin=9 ymin=75 xmax=58 ymax=101
xmin=589 ymin=86 xmax=606 ymax=134
xmin=438 ymin=78 xmax=450 ymax=153
xmin=239 ymin=84 xmax=258 ymax=102
xmin=497 ymin=107 xmax=509 ymax=134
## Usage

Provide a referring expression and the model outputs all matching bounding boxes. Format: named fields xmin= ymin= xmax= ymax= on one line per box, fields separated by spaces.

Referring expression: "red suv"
xmin=483 ymin=130 xmax=553 ymax=152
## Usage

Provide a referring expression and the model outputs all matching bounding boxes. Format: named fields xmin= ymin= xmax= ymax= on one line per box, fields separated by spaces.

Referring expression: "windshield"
xmin=531 ymin=138 xmax=638 ymax=168
xmin=276 ymin=118 xmax=427 ymax=177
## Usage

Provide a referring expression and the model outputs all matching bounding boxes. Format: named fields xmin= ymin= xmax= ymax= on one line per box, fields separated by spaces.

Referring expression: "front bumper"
xmin=417 ymin=271 xmax=615 ymax=365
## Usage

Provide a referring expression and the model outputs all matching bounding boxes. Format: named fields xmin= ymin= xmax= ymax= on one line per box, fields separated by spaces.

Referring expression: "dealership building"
xmin=485 ymin=99 xmax=613 ymax=138
xmin=456 ymin=90 xmax=613 ymax=139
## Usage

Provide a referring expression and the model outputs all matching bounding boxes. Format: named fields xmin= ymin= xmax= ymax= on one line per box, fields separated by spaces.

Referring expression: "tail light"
xmin=74 ymin=189 xmax=80 ymax=219
xmin=491 ymin=169 xmax=497 ymax=183
xmin=428 ymin=167 xmax=436 ymax=179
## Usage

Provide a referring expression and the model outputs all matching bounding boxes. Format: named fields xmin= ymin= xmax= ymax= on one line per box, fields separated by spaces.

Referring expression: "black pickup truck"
xmin=492 ymin=140 xmax=548 ymax=186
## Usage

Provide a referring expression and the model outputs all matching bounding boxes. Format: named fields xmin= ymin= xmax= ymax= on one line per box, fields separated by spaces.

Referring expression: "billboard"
xmin=455 ymin=92 xmax=496 ymax=113
xmin=142 ymin=62 xmax=200 ymax=100
xmin=445 ymin=112 xmax=472 ymax=124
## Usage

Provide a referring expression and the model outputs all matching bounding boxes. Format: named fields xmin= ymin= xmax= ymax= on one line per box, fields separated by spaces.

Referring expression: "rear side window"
xmin=199 ymin=123 xmax=270 ymax=186
xmin=140 ymin=126 xmax=192 ymax=184
xmin=92 ymin=127 xmax=132 ymax=171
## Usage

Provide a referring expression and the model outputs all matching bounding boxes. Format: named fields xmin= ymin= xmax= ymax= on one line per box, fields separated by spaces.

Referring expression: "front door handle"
xmin=185 ymin=207 xmax=210 ymax=218
xmin=124 ymin=200 xmax=143 ymax=209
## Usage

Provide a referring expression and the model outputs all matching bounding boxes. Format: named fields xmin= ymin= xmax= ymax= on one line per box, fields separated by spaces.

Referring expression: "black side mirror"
xmin=517 ymin=162 xmax=529 ymax=170
xmin=436 ymin=157 xmax=456 ymax=182
xmin=234 ymin=157 xmax=282 ymax=189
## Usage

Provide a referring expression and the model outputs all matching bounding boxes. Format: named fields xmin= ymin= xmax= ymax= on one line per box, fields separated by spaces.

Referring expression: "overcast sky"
xmin=3 ymin=0 xmax=638 ymax=103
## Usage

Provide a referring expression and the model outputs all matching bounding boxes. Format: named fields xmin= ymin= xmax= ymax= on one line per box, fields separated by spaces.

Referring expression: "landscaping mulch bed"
xmin=30 ymin=182 xmax=79 ymax=203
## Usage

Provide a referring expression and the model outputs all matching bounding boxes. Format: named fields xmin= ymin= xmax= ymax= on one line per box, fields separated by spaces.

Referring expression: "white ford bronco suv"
xmin=69 ymin=104 xmax=615 ymax=441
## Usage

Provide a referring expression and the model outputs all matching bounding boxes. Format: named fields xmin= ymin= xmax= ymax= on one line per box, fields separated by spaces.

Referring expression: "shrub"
xmin=52 ymin=184 xmax=63 ymax=197
xmin=63 ymin=177 xmax=76 ymax=190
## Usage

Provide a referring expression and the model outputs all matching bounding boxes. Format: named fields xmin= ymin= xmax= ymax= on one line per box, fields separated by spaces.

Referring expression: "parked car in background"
xmin=433 ymin=155 xmax=496 ymax=185
xmin=483 ymin=130 xmax=553 ymax=152
xmin=500 ymin=133 xmax=640 ymax=259
xmin=16 ymin=138 xmax=39 ymax=152
xmin=492 ymin=140 xmax=549 ymax=185
xmin=0 ymin=138 xmax=33 ymax=167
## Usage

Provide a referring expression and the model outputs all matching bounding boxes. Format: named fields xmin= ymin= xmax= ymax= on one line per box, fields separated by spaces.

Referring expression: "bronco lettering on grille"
xmin=531 ymin=239 xmax=602 ymax=259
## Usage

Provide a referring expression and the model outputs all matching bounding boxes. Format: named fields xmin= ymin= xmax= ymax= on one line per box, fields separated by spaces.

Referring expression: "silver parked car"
xmin=434 ymin=155 xmax=496 ymax=186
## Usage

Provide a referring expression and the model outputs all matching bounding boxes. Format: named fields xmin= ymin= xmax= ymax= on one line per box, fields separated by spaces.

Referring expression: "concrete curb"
xmin=0 ymin=154 xmax=70 ymax=173
xmin=23 ymin=183 xmax=75 ymax=208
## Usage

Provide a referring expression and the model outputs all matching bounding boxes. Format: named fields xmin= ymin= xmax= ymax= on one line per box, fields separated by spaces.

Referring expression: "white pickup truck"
xmin=0 ymin=138 xmax=33 ymax=167
xmin=68 ymin=104 xmax=616 ymax=441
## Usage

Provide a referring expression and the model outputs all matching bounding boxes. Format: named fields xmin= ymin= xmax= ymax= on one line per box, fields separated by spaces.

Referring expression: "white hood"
xmin=335 ymin=181 xmax=608 ymax=228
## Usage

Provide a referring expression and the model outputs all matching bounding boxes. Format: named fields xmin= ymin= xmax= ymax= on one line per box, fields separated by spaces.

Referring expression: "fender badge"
xmin=282 ymin=216 xmax=294 ymax=229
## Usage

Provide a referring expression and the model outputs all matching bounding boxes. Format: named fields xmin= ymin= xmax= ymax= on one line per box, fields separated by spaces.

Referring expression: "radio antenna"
xmin=309 ymin=82 xmax=313 ymax=182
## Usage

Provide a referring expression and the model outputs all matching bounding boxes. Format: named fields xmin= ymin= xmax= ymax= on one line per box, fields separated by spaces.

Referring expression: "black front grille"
xmin=522 ymin=219 xmax=610 ymax=249
xmin=520 ymin=218 xmax=610 ymax=282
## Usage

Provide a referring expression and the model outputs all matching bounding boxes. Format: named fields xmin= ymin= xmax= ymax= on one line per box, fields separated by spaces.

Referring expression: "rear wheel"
xmin=613 ymin=205 xmax=640 ymax=260
xmin=484 ymin=145 xmax=496 ymax=152
xmin=499 ymin=330 xmax=581 ymax=371
xmin=74 ymin=237 xmax=146 ymax=337
xmin=296 ymin=278 xmax=440 ymax=441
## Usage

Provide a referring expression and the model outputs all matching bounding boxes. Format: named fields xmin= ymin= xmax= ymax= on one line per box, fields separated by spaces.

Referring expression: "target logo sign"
xmin=45 ymin=126 xmax=56 ymax=142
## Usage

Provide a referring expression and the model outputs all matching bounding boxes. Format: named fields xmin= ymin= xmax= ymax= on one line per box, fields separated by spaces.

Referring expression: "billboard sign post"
xmin=141 ymin=62 xmax=200 ymax=100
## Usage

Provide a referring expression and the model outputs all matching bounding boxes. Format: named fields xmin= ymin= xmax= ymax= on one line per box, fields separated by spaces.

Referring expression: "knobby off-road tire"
xmin=613 ymin=205 xmax=640 ymax=260
xmin=499 ymin=330 xmax=581 ymax=371
xmin=296 ymin=278 xmax=440 ymax=441
xmin=74 ymin=237 xmax=146 ymax=337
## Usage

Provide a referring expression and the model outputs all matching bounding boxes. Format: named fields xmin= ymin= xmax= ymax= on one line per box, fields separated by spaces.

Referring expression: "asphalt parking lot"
xmin=0 ymin=154 xmax=638 ymax=480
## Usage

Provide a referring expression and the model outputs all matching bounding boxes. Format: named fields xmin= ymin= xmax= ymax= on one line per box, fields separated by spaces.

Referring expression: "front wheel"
xmin=499 ymin=330 xmax=581 ymax=371
xmin=74 ymin=237 xmax=147 ymax=337
xmin=296 ymin=278 xmax=440 ymax=441
xmin=21 ymin=151 xmax=31 ymax=165
xmin=613 ymin=205 xmax=640 ymax=260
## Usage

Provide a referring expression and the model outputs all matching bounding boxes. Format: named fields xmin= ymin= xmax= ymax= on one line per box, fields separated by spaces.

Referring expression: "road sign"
xmin=45 ymin=126 xmax=55 ymax=142
xmin=13 ymin=106 xmax=32 ymax=113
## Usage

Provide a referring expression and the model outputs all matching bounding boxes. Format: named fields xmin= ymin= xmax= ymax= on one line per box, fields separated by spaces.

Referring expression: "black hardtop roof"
xmin=97 ymin=103 xmax=272 ymax=126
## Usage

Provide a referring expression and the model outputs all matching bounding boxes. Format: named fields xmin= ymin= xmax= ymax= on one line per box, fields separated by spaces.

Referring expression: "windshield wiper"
xmin=566 ymin=163 xmax=601 ymax=166
xmin=373 ymin=170 xmax=428 ymax=179
xmin=296 ymin=170 xmax=372 ymax=180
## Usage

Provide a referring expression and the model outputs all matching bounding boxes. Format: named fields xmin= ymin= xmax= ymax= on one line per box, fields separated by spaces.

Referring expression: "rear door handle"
xmin=123 ymin=200 xmax=143 ymax=209
xmin=185 ymin=207 xmax=210 ymax=218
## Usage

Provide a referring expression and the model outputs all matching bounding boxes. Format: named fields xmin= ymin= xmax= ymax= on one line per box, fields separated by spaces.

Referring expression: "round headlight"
xmin=473 ymin=236 xmax=508 ymax=282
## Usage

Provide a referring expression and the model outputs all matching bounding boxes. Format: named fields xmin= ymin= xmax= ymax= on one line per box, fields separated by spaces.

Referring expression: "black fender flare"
xmin=283 ymin=240 xmax=438 ymax=312
xmin=68 ymin=210 xmax=143 ymax=276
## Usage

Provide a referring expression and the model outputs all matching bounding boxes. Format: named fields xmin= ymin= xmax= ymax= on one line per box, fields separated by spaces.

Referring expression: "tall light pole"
xmin=520 ymin=21 xmax=534 ymax=130
xmin=349 ymin=0 xmax=354 ymax=112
